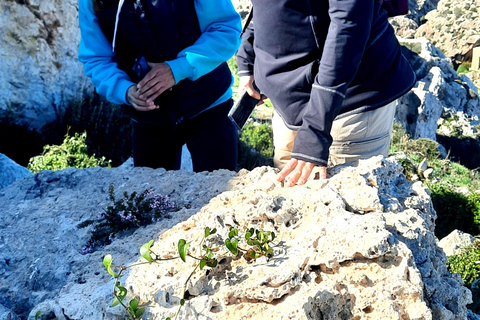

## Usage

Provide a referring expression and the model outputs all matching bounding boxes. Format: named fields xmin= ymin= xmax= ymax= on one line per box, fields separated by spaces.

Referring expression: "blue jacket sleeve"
xmin=291 ymin=0 xmax=374 ymax=166
xmin=78 ymin=0 xmax=134 ymax=105
xmin=166 ymin=0 xmax=242 ymax=84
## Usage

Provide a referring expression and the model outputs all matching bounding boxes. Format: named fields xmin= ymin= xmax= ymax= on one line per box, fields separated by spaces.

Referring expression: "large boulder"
xmin=0 ymin=0 xmax=93 ymax=133
xmin=0 ymin=157 xmax=473 ymax=319
xmin=0 ymin=153 xmax=32 ymax=190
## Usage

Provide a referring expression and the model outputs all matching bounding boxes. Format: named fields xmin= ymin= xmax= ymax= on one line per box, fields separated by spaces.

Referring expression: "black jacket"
xmin=237 ymin=0 xmax=416 ymax=165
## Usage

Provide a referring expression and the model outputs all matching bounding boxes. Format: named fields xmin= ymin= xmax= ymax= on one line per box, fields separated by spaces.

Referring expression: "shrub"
xmin=447 ymin=241 xmax=480 ymax=287
xmin=239 ymin=122 xmax=273 ymax=158
xmin=470 ymin=193 xmax=480 ymax=228
xmin=27 ymin=131 xmax=111 ymax=173
xmin=428 ymin=183 xmax=479 ymax=239
xmin=389 ymin=123 xmax=440 ymax=162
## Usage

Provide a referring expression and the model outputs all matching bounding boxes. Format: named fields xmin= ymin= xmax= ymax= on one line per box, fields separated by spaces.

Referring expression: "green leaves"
xmin=140 ymin=240 xmax=154 ymax=262
xmin=178 ymin=239 xmax=189 ymax=263
xmin=228 ymin=227 xmax=239 ymax=239
xmin=204 ymin=227 xmax=217 ymax=238
xmin=225 ymin=237 xmax=239 ymax=256
xmin=27 ymin=131 xmax=111 ymax=173
xmin=129 ymin=299 xmax=145 ymax=319
xmin=245 ymin=229 xmax=276 ymax=260
xmin=111 ymin=283 xmax=127 ymax=307
xmin=103 ymin=225 xmax=280 ymax=320
xmin=103 ymin=254 xmax=119 ymax=278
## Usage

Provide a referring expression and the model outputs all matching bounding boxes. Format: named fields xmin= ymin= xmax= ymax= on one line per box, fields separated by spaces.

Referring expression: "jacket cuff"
xmin=291 ymin=128 xmax=330 ymax=166
xmin=118 ymin=80 xmax=135 ymax=105
xmin=166 ymin=57 xmax=194 ymax=84
xmin=290 ymin=84 xmax=346 ymax=166
xmin=238 ymin=68 xmax=254 ymax=77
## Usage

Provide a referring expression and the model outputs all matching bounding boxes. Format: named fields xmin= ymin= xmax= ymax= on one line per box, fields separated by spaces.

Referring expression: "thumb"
xmin=245 ymin=86 xmax=261 ymax=100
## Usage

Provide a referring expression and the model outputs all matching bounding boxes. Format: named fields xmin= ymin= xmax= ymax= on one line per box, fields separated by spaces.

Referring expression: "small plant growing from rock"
xmin=103 ymin=226 xmax=277 ymax=319
xmin=78 ymin=185 xmax=176 ymax=254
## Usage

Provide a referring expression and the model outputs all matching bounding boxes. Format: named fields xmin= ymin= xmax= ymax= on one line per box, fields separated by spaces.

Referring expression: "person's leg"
xmin=272 ymin=109 xmax=297 ymax=170
xmin=184 ymin=100 xmax=238 ymax=172
xmin=131 ymin=120 xmax=183 ymax=170
xmin=328 ymin=100 xmax=397 ymax=166
xmin=271 ymin=101 xmax=396 ymax=169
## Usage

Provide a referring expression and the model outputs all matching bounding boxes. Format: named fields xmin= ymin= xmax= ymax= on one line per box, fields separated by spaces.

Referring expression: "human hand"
xmin=137 ymin=62 xmax=175 ymax=103
xmin=239 ymin=75 xmax=268 ymax=104
xmin=277 ymin=158 xmax=327 ymax=187
xmin=127 ymin=85 xmax=158 ymax=111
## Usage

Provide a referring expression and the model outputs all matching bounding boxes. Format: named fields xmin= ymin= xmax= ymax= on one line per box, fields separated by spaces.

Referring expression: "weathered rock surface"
xmin=0 ymin=157 xmax=473 ymax=319
xmin=414 ymin=0 xmax=480 ymax=65
xmin=0 ymin=153 xmax=32 ymax=190
xmin=396 ymin=37 xmax=480 ymax=140
xmin=0 ymin=0 xmax=94 ymax=134
xmin=438 ymin=230 xmax=476 ymax=257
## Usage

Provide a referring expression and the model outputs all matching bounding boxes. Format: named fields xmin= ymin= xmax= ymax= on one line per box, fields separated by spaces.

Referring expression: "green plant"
xmin=401 ymin=42 xmax=422 ymax=55
xmin=447 ymin=241 xmax=480 ymax=287
xmin=78 ymin=185 xmax=176 ymax=254
xmin=27 ymin=131 xmax=111 ymax=172
xmin=390 ymin=123 xmax=440 ymax=162
xmin=104 ymin=226 xmax=277 ymax=320
xmin=227 ymin=56 xmax=240 ymax=100
xmin=427 ymin=183 xmax=479 ymax=239
xmin=239 ymin=122 xmax=273 ymax=157
xmin=430 ymin=159 xmax=480 ymax=191
xmin=469 ymin=193 xmax=480 ymax=228
xmin=457 ymin=62 xmax=471 ymax=76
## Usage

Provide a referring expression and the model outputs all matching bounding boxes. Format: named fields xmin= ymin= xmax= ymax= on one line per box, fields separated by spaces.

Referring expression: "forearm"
xmin=78 ymin=0 xmax=134 ymax=105
xmin=166 ymin=0 xmax=242 ymax=84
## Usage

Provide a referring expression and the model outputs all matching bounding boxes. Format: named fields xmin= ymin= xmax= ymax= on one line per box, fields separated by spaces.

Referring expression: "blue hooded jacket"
xmin=79 ymin=0 xmax=242 ymax=124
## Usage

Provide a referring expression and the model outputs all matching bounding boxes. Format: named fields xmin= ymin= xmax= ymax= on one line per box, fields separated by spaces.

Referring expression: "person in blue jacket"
xmin=237 ymin=0 xmax=416 ymax=187
xmin=78 ymin=0 xmax=242 ymax=171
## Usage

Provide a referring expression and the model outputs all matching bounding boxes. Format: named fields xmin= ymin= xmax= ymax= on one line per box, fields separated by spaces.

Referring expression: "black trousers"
xmin=132 ymin=99 xmax=238 ymax=172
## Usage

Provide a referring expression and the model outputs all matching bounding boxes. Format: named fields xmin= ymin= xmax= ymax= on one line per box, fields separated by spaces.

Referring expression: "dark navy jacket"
xmin=237 ymin=0 xmax=416 ymax=166
xmin=94 ymin=0 xmax=232 ymax=125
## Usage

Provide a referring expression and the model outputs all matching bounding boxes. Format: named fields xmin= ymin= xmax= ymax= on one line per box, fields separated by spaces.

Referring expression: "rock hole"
xmin=184 ymin=290 xmax=194 ymax=301
xmin=210 ymin=305 xmax=223 ymax=313
xmin=362 ymin=306 xmax=373 ymax=314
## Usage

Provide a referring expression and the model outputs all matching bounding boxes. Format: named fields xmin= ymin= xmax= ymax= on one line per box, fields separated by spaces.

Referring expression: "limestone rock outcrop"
xmin=414 ymin=0 xmax=480 ymax=66
xmin=0 ymin=157 xmax=473 ymax=319
xmin=396 ymin=37 xmax=480 ymax=140
xmin=0 ymin=0 xmax=93 ymax=134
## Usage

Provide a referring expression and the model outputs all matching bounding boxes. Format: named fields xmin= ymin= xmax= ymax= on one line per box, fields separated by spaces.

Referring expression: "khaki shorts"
xmin=272 ymin=101 xmax=397 ymax=169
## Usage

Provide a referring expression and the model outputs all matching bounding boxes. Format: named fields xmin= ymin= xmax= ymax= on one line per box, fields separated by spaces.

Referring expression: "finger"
xmin=277 ymin=158 xmax=298 ymax=182
xmin=245 ymin=87 xmax=261 ymax=100
xmin=132 ymin=103 xmax=158 ymax=112
xmin=297 ymin=162 xmax=316 ymax=185
xmin=285 ymin=161 xmax=306 ymax=187
xmin=137 ymin=71 xmax=156 ymax=90
xmin=141 ymin=82 xmax=169 ymax=102
xmin=138 ymin=76 xmax=161 ymax=96
xmin=130 ymin=96 xmax=157 ymax=111
xmin=318 ymin=166 xmax=327 ymax=179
